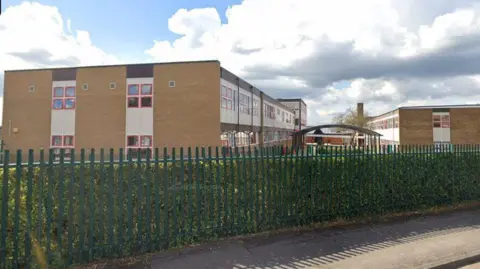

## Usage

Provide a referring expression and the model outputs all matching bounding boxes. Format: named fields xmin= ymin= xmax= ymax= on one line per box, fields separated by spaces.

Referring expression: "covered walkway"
xmin=292 ymin=124 xmax=382 ymax=148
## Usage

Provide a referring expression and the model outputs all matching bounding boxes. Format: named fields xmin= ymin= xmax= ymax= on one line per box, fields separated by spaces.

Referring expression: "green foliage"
xmin=1 ymin=145 xmax=480 ymax=268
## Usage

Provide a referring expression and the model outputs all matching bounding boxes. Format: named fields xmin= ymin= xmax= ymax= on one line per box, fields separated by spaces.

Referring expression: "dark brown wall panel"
xmin=52 ymin=68 xmax=76 ymax=81
xmin=126 ymin=64 xmax=154 ymax=78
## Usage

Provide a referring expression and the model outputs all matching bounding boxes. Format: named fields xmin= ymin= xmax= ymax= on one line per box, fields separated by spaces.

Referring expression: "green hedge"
xmin=1 ymin=146 xmax=480 ymax=268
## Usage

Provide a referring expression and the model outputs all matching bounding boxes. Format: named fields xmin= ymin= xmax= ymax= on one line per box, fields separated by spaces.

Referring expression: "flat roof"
xmin=4 ymin=60 xmax=220 ymax=73
xmin=369 ymin=104 xmax=480 ymax=119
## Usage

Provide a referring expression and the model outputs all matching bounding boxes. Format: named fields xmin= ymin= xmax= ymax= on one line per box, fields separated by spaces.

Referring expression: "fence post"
xmin=25 ymin=149 xmax=34 ymax=268
xmin=13 ymin=150 xmax=22 ymax=269
xmin=0 ymin=150 xmax=10 ymax=267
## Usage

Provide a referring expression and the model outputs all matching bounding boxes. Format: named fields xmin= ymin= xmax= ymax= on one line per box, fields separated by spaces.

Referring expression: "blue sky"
xmin=3 ymin=0 xmax=241 ymax=61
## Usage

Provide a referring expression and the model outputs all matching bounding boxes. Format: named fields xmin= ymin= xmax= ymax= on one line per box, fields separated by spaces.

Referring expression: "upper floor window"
xmin=252 ymin=99 xmax=259 ymax=116
xmin=221 ymin=86 xmax=232 ymax=110
xmin=433 ymin=114 xmax=450 ymax=128
xmin=240 ymin=93 xmax=250 ymax=114
xmin=264 ymin=104 xmax=275 ymax=119
xmin=128 ymin=84 xmax=152 ymax=108
xmin=52 ymin=86 xmax=76 ymax=110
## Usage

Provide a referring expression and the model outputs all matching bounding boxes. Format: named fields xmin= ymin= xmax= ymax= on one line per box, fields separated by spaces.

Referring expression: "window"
xmin=128 ymin=84 xmax=139 ymax=95
xmin=52 ymin=86 xmax=76 ymax=110
xmin=127 ymin=136 xmax=139 ymax=147
xmin=127 ymin=84 xmax=153 ymax=108
xmin=52 ymin=135 xmax=62 ymax=147
xmin=126 ymin=135 xmax=153 ymax=158
xmin=65 ymin=87 xmax=75 ymax=97
xmin=52 ymin=99 xmax=63 ymax=109
xmin=63 ymin=136 xmax=74 ymax=147
xmin=221 ymin=86 xmax=233 ymax=110
xmin=128 ymin=97 xmax=139 ymax=108
xmin=51 ymin=135 xmax=75 ymax=160
xmin=140 ymin=136 xmax=152 ymax=147
xmin=233 ymin=90 xmax=236 ymax=111
xmin=253 ymin=99 xmax=259 ymax=116
xmin=250 ymin=132 xmax=257 ymax=144
xmin=240 ymin=93 xmax=250 ymax=114
xmin=433 ymin=114 xmax=450 ymax=128
xmin=441 ymin=115 xmax=450 ymax=128
xmin=54 ymin=87 xmax=64 ymax=97
xmin=264 ymin=104 xmax=275 ymax=119
xmin=269 ymin=105 xmax=275 ymax=119
xmin=65 ymin=99 xmax=75 ymax=109
xmin=282 ymin=112 xmax=285 ymax=122
xmin=141 ymin=97 xmax=152 ymax=107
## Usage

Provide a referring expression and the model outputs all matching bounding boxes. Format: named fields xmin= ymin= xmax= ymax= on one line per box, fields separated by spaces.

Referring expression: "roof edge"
xmin=369 ymin=103 xmax=480 ymax=119
xmin=4 ymin=60 xmax=221 ymax=73
xmin=277 ymin=98 xmax=307 ymax=106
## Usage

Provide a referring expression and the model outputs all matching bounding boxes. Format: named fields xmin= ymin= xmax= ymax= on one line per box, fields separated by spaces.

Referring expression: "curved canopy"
xmin=294 ymin=124 xmax=382 ymax=136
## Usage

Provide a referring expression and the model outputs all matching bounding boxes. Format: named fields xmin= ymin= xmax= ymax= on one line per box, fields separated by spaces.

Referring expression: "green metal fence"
xmin=1 ymin=145 xmax=480 ymax=269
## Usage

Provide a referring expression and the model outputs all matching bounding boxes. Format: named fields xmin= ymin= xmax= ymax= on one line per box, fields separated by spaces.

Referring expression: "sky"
xmin=1 ymin=0 xmax=480 ymax=125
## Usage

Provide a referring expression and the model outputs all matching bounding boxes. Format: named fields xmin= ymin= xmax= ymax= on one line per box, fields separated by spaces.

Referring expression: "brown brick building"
xmin=2 ymin=61 xmax=299 ymax=160
xmin=366 ymin=104 xmax=480 ymax=147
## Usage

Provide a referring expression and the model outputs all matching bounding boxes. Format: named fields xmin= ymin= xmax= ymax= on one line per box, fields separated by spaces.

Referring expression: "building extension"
xmin=277 ymin=98 xmax=307 ymax=131
xmin=366 ymin=104 xmax=480 ymax=146
xmin=2 ymin=60 xmax=299 ymax=160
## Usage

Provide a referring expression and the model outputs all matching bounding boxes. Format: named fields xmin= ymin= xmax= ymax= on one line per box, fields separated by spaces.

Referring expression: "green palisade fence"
xmin=1 ymin=145 xmax=480 ymax=268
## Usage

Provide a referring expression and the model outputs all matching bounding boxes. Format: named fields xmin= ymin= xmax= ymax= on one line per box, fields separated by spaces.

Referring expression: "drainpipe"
xmin=236 ymin=78 xmax=240 ymax=148
xmin=298 ymin=100 xmax=302 ymax=131
xmin=260 ymin=92 xmax=264 ymax=146
xmin=250 ymin=86 xmax=254 ymax=146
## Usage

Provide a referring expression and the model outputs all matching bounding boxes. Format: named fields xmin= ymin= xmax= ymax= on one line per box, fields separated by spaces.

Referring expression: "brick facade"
xmin=369 ymin=105 xmax=480 ymax=146
xmin=399 ymin=109 xmax=433 ymax=145
xmin=2 ymin=61 xmax=296 ymax=161
xmin=450 ymin=108 xmax=480 ymax=144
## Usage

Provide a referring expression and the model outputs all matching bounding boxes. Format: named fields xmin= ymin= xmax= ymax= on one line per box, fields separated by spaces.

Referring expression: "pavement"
xmin=117 ymin=208 xmax=480 ymax=269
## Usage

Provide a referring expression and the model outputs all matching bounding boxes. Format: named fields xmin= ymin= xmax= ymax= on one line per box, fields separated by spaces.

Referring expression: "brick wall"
xmin=399 ymin=109 xmax=433 ymax=145
xmin=450 ymin=108 xmax=480 ymax=144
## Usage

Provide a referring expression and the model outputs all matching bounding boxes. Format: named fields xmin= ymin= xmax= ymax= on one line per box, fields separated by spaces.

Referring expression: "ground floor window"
xmin=126 ymin=135 xmax=153 ymax=158
xmin=51 ymin=135 xmax=74 ymax=161
xmin=434 ymin=142 xmax=451 ymax=152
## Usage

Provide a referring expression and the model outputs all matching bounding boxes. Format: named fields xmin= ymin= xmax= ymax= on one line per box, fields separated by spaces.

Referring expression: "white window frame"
xmin=221 ymin=86 xmax=233 ymax=110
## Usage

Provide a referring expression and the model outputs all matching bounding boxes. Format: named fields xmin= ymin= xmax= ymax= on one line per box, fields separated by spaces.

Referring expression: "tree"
xmin=332 ymin=106 xmax=370 ymax=128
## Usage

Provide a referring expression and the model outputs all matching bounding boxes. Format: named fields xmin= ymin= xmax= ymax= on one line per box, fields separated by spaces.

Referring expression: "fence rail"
xmin=1 ymin=144 xmax=480 ymax=269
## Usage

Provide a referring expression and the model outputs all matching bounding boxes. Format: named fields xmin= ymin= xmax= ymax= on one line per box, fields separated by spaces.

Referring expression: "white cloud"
xmin=0 ymin=1 xmax=121 ymax=124
xmin=146 ymin=0 xmax=480 ymax=125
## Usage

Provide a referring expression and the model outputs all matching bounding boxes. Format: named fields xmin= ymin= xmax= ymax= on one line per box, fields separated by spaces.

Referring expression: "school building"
xmin=277 ymin=98 xmax=308 ymax=131
xmin=366 ymin=104 xmax=480 ymax=146
xmin=2 ymin=60 xmax=299 ymax=160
